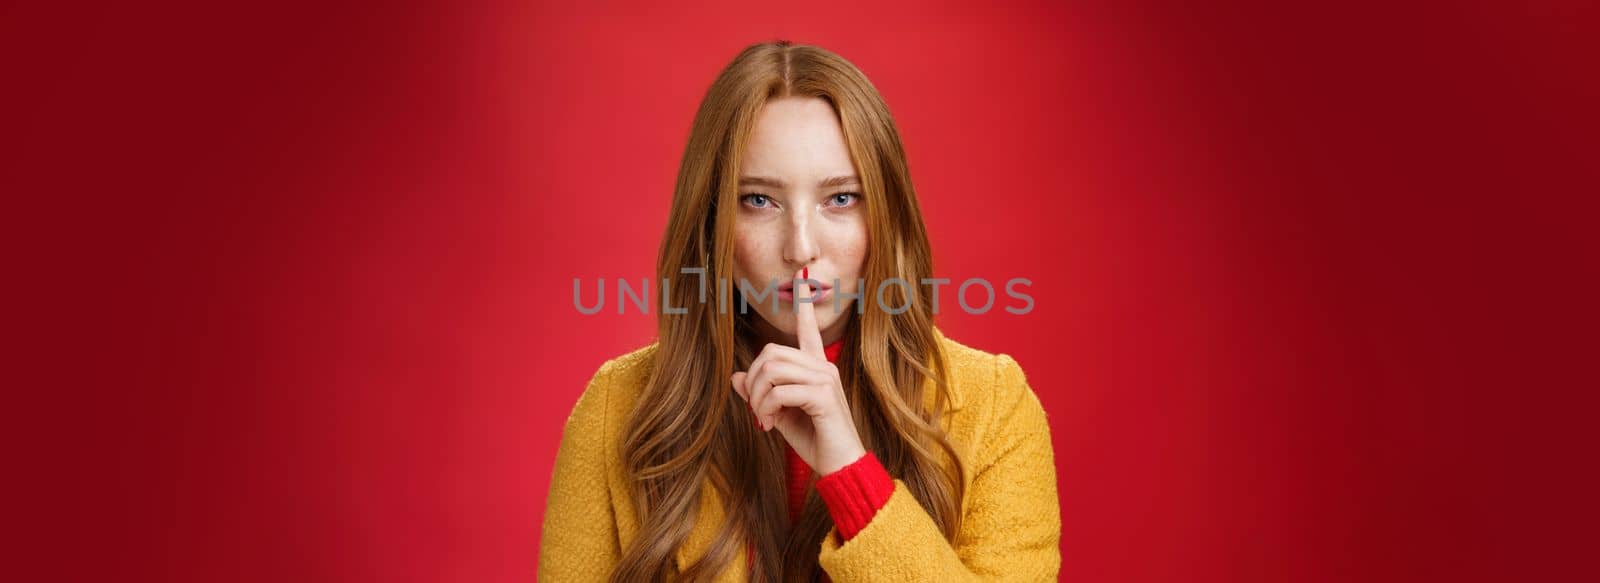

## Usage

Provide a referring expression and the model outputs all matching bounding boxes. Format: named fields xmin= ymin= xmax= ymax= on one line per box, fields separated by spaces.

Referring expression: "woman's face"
xmin=732 ymin=96 xmax=868 ymax=346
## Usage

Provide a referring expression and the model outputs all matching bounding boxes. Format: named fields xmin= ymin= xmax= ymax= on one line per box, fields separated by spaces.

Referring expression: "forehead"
xmin=741 ymin=97 xmax=857 ymax=183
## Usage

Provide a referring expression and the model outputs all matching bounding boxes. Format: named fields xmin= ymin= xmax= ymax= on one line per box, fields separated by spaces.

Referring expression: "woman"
xmin=540 ymin=41 xmax=1060 ymax=582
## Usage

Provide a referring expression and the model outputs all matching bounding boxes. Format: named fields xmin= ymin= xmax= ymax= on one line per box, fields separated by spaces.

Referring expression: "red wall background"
xmin=6 ymin=1 xmax=1596 ymax=581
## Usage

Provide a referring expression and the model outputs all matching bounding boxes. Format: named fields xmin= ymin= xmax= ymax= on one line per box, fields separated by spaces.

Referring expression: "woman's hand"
xmin=731 ymin=268 xmax=867 ymax=476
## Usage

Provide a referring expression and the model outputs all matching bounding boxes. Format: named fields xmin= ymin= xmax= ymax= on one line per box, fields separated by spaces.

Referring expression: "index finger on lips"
xmin=795 ymin=266 xmax=824 ymax=359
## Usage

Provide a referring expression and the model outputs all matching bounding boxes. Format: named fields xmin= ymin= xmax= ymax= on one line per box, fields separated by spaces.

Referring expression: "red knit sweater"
xmin=743 ymin=338 xmax=895 ymax=578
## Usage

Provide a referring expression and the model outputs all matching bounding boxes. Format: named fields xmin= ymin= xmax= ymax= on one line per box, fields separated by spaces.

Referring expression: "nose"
xmin=783 ymin=211 xmax=819 ymax=268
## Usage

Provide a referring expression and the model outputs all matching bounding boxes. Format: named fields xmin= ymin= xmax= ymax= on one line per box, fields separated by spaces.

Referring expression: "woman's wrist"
xmin=816 ymin=440 xmax=867 ymax=476
xmin=815 ymin=451 xmax=894 ymax=540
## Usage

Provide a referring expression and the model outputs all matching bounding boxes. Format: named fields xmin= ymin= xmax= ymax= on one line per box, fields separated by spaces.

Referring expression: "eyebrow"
xmin=738 ymin=175 xmax=861 ymax=189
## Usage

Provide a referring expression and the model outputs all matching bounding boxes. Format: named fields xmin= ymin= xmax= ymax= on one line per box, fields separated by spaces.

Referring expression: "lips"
xmin=777 ymin=279 xmax=831 ymax=291
xmin=777 ymin=278 xmax=832 ymax=301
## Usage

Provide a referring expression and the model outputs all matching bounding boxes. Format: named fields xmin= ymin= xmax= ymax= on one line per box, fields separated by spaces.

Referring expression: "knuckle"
xmin=776 ymin=385 xmax=801 ymax=403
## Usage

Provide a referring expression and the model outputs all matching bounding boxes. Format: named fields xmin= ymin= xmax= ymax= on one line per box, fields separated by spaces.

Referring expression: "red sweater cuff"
xmin=815 ymin=451 xmax=893 ymax=541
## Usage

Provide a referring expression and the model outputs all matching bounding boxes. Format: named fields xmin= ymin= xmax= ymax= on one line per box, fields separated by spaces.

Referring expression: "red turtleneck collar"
xmin=822 ymin=336 xmax=844 ymax=363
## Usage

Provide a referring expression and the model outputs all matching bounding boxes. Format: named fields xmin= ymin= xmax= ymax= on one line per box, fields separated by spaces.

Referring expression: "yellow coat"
xmin=539 ymin=330 xmax=1061 ymax=581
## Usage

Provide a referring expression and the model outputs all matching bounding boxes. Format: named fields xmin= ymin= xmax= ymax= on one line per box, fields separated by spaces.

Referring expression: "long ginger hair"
xmin=613 ymin=41 xmax=965 ymax=582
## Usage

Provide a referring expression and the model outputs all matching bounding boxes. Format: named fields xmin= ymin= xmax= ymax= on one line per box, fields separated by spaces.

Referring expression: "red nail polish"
xmin=802 ymin=266 xmax=809 ymax=280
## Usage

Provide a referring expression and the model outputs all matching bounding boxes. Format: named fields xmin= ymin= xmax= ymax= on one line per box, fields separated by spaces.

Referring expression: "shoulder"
xmin=591 ymin=341 xmax=659 ymax=391
xmin=931 ymin=330 xmax=1054 ymax=482
xmin=932 ymin=328 xmax=1035 ymax=416
xmin=565 ymin=342 xmax=659 ymax=430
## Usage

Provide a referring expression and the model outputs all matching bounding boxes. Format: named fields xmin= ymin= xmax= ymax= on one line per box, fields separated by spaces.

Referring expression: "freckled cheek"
xmin=822 ymin=222 xmax=870 ymax=286
xmin=731 ymin=228 xmax=779 ymax=278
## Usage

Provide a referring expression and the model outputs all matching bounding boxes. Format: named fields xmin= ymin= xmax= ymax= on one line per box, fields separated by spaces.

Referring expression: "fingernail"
xmin=802 ymin=266 xmax=809 ymax=280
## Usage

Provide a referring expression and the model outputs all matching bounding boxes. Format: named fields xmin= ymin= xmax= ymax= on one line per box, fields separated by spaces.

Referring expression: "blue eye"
xmin=828 ymin=193 xmax=860 ymax=207
xmin=741 ymin=194 xmax=772 ymax=208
